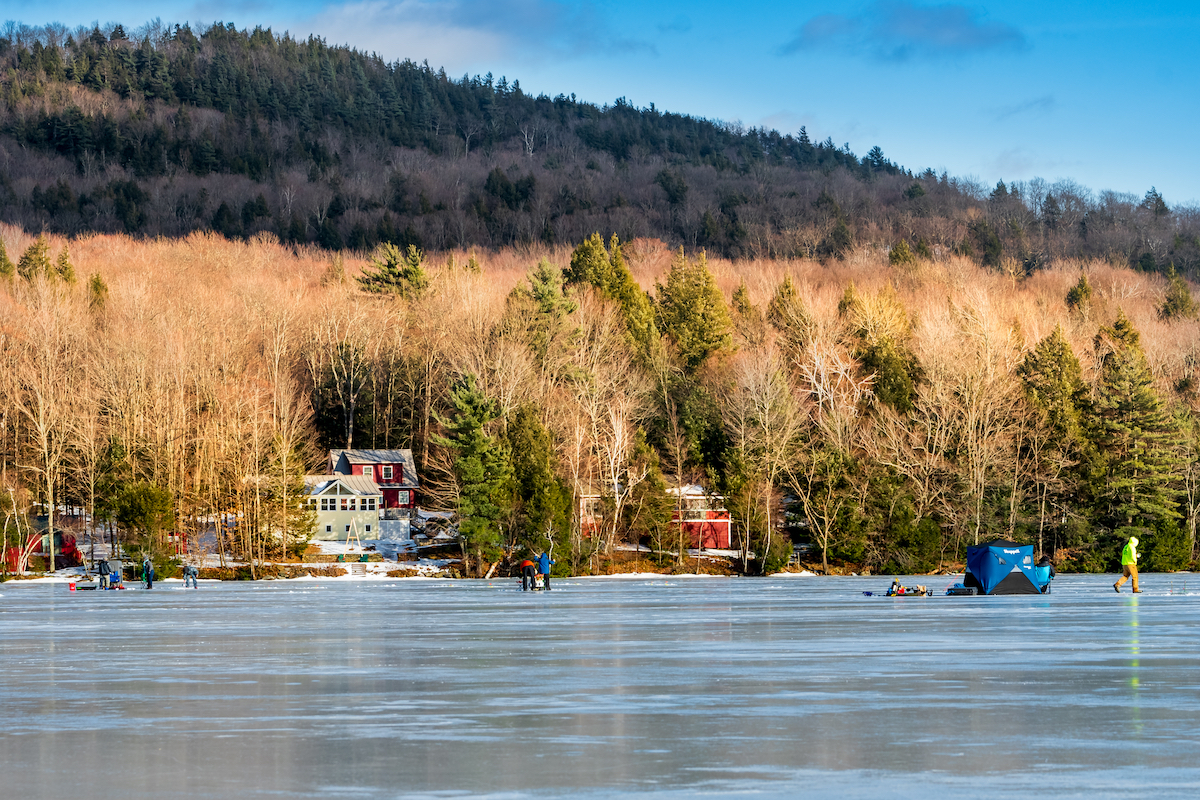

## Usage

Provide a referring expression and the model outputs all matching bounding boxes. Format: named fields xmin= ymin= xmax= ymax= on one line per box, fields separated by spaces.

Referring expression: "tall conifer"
xmin=1090 ymin=312 xmax=1183 ymax=530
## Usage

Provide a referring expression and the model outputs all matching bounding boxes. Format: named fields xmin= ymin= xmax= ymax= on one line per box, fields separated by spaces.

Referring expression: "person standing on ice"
xmin=537 ymin=552 xmax=555 ymax=591
xmin=97 ymin=557 xmax=110 ymax=590
xmin=142 ymin=556 xmax=155 ymax=590
xmin=1114 ymin=536 xmax=1141 ymax=593
xmin=183 ymin=563 xmax=198 ymax=589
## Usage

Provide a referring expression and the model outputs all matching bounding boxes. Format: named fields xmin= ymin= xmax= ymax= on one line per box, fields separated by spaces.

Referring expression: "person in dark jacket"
xmin=142 ymin=557 xmax=155 ymax=590
xmin=537 ymin=552 xmax=555 ymax=591
xmin=97 ymin=557 xmax=110 ymax=590
xmin=183 ymin=563 xmax=198 ymax=589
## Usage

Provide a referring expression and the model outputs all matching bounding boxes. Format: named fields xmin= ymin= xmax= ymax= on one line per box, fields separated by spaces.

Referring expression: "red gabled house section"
xmin=328 ymin=449 xmax=419 ymax=512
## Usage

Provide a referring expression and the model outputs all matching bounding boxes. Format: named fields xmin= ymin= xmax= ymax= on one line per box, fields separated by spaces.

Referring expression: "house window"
xmin=362 ymin=466 xmax=373 ymax=480
xmin=367 ymin=498 xmax=377 ymax=511
xmin=381 ymin=465 xmax=393 ymax=480
xmin=365 ymin=524 xmax=372 ymax=533
xmin=349 ymin=498 xmax=357 ymax=511
xmin=683 ymin=499 xmax=708 ymax=521
xmin=345 ymin=524 xmax=351 ymax=532
xmin=325 ymin=525 xmax=332 ymax=533
xmin=340 ymin=498 xmax=348 ymax=511
xmin=581 ymin=497 xmax=602 ymax=522
xmin=397 ymin=490 xmax=410 ymax=505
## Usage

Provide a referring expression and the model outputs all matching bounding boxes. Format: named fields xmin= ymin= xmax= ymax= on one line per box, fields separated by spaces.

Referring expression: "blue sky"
xmin=18 ymin=1 xmax=1200 ymax=204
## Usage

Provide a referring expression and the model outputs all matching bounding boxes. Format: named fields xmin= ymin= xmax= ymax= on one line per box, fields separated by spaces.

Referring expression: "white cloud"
xmin=291 ymin=0 xmax=653 ymax=70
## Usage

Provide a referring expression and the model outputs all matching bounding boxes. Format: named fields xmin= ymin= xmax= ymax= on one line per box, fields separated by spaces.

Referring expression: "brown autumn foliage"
xmin=1 ymin=221 xmax=1198 ymax=576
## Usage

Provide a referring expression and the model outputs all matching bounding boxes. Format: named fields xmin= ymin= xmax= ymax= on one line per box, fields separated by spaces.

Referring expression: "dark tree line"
xmin=1 ymin=20 xmax=1199 ymax=277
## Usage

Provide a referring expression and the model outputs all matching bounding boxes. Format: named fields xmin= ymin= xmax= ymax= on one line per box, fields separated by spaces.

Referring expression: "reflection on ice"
xmin=1 ymin=575 xmax=1199 ymax=798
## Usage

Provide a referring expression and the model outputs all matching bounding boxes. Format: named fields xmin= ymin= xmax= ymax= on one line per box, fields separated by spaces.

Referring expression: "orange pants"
xmin=1115 ymin=564 xmax=1139 ymax=592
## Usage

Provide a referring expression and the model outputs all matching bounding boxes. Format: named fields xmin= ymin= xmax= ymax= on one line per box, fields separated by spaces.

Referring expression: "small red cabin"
xmin=329 ymin=449 xmax=418 ymax=512
xmin=667 ymin=485 xmax=731 ymax=550
xmin=578 ymin=484 xmax=731 ymax=550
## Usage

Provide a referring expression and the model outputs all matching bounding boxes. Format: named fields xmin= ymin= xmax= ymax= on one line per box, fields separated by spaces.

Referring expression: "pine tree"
xmin=1142 ymin=187 xmax=1169 ymax=218
xmin=730 ymin=280 xmax=765 ymax=347
xmin=504 ymin=259 xmax=577 ymax=369
xmin=888 ymin=240 xmax=915 ymax=266
xmin=504 ymin=405 xmax=571 ymax=554
xmin=1090 ymin=312 xmax=1183 ymax=531
xmin=565 ymin=233 xmax=659 ymax=362
xmin=17 ymin=235 xmax=52 ymax=280
xmin=624 ymin=434 xmax=674 ymax=563
xmin=87 ymin=273 xmax=108 ymax=313
xmin=433 ymin=375 xmax=512 ymax=573
xmin=0 ymin=237 xmax=14 ymax=279
xmin=767 ymin=275 xmax=813 ymax=352
xmin=357 ymin=243 xmax=428 ymax=299
xmin=1065 ymin=274 xmax=1093 ymax=319
xmin=1158 ymin=266 xmax=1197 ymax=321
xmin=55 ymin=247 xmax=77 ymax=285
xmin=654 ymin=248 xmax=732 ymax=369
xmin=1018 ymin=325 xmax=1089 ymax=444
xmin=838 ymin=283 xmax=920 ymax=413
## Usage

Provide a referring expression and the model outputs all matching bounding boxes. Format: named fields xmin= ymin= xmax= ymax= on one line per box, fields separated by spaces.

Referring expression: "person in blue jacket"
xmin=537 ymin=552 xmax=555 ymax=591
xmin=142 ymin=556 xmax=155 ymax=590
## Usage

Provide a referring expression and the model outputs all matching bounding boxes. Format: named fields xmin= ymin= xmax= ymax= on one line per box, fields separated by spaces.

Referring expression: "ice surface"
xmin=2 ymin=574 xmax=1198 ymax=798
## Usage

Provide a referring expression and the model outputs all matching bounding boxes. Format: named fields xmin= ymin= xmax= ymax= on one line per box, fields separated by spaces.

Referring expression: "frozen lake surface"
xmin=2 ymin=574 xmax=1199 ymax=799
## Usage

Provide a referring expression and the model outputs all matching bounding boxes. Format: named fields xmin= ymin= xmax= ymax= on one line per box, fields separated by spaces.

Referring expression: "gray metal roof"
xmin=304 ymin=474 xmax=383 ymax=496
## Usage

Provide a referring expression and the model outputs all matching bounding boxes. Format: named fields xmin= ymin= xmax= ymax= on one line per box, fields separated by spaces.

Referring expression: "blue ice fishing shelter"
xmin=964 ymin=540 xmax=1048 ymax=595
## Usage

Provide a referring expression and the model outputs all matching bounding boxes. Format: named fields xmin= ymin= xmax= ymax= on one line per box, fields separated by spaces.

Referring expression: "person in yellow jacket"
xmin=1114 ymin=536 xmax=1141 ymax=593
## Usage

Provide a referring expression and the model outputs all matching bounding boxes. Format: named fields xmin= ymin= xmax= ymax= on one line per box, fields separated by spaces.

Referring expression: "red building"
xmin=329 ymin=449 xmax=419 ymax=514
xmin=667 ymin=485 xmax=732 ymax=550
xmin=578 ymin=484 xmax=732 ymax=550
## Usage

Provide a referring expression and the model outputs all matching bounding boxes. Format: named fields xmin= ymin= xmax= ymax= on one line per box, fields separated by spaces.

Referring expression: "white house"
xmin=304 ymin=474 xmax=384 ymax=542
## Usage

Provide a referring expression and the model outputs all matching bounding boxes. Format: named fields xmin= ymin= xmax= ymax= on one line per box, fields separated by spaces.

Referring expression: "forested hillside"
xmin=2 ymin=21 xmax=1200 ymax=277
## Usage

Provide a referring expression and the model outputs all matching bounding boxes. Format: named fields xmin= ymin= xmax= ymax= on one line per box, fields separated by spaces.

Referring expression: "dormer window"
xmin=362 ymin=466 xmax=373 ymax=479
xmin=381 ymin=465 xmax=393 ymax=480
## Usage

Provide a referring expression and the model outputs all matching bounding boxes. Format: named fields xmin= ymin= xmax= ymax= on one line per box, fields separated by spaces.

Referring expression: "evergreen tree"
xmin=838 ymin=283 xmax=920 ymax=413
xmin=1018 ymin=325 xmax=1089 ymax=445
xmin=55 ymin=247 xmax=76 ymax=285
xmin=1158 ymin=267 xmax=1197 ymax=320
xmin=970 ymin=220 xmax=1003 ymax=267
xmin=504 ymin=405 xmax=571 ymax=556
xmin=87 ymin=273 xmax=108 ymax=313
xmin=888 ymin=240 xmax=915 ymax=266
xmin=565 ymin=233 xmax=659 ymax=362
xmin=1042 ymin=194 xmax=1062 ymax=230
xmin=1065 ymin=273 xmax=1093 ymax=317
xmin=766 ymin=275 xmax=813 ymax=352
xmin=357 ymin=243 xmax=428 ymax=300
xmin=654 ymin=248 xmax=732 ymax=369
xmin=0 ymin=237 xmax=14 ymax=279
xmin=1090 ymin=312 xmax=1184 ymax=532
xmin=504 ymin=259 xmax=577 ymax=370
xmin=1142 ymin=187 xmax=1169 ymax=218
xmin=624 ymin=435 xmax=674 ymax=563
xmin=113 ymin=481 xmax=174 ymax=557
xmin=433 ymin=375 xmax=512 ymax=573
xmin=730 ymin=280 xmax=766 ymax=347
xmin=266 ymin=441 xmax=317 ymax=560
xmin=819 ymin=218 xmax=853 ymax=260
xmin=17 ymin=235 xmax=53 ymax=281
